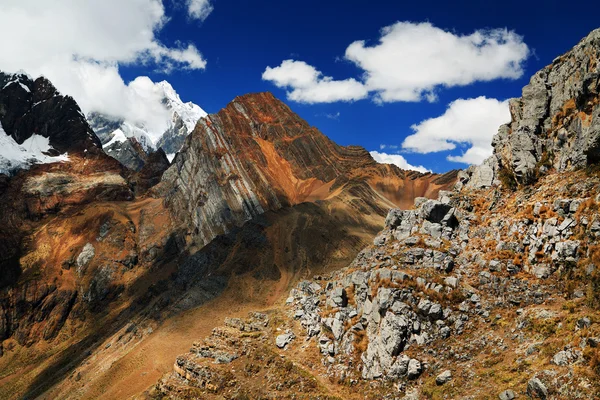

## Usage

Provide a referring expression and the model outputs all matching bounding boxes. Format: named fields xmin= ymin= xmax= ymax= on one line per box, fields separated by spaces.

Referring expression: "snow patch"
xmin=166 ymin=153 xmax=176 ymax=162
xmin=19 ymin=82 xmax=31 ymax=93
xmin=104 ymin=129 xmax=128 ymax=148
xmin=0 ymin=122 xmax=69 ymax=175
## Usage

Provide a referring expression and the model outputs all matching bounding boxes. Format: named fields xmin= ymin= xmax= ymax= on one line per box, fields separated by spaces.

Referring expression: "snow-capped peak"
xmin=89 ymin=80 xmax=207 ymax=157
xmin=158 ymin=80 xmax=207 ymax=133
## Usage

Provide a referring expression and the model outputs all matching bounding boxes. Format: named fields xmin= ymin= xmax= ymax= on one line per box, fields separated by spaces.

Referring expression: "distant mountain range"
xmin=88 ymin=80 xmax=207 ymax=170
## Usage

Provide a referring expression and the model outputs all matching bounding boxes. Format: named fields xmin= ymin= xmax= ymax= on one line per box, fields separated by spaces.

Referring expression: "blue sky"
xmin=1 ymin=0 xmax=599 ymax=173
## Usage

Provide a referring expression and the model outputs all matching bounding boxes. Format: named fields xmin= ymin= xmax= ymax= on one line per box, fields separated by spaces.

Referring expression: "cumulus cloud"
xmin=262 ymin=60 xmax=368 ymax=103
xmin=263 ymin=22 xmax=529 ymax=104
xmin=346 ymin=22 xmax=529 ymax=102
xmin=187 ymin=0 xmax=214 ymax=21
xmin=402 ymin=97 xmax=510 ymax=165
xmin=369 ymin=151 xmax=430 ymax=173
xmin=0 ymin=0 xmax=208 ymax=132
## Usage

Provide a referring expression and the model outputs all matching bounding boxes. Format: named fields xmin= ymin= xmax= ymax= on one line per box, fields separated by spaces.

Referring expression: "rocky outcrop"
xmin=462 ymin=28 xmax=600 ymax=188
xmin=280 ymin=168 xmax=600 ymax=397
xmin=0 ymin=72 xmax=101 ymax=155
xmin=104 ymin=137 xmax=148 ymax=171
xmin=129 ymin=148 xmax=171 ymax=194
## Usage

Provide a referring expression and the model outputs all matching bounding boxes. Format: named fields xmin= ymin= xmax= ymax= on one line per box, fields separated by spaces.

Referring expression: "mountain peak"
xmin=88 ymin=80 xmax=207 ymax=169
xmin=0 ymin=70 xmax=101 ymax=175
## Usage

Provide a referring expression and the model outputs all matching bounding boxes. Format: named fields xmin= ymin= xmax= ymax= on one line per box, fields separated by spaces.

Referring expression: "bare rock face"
xmin=463 ymin=28 xmax=600 ymax=188
xmin=158 ymin=92 xmax=457 ymax=248
xmin=130 ymin=147 xmax=171 ymax=194
xmin=0 ymin=72 xmax=101 ymax=154
xmin=104 ymin=137 xmax=148 ymax=171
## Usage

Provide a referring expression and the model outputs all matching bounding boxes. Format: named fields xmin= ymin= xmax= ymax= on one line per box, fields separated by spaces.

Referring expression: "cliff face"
xmin=460 ymin=28 xmax=600 ymax=189
xmin=158 ymin=92 xmax=456 ymax=248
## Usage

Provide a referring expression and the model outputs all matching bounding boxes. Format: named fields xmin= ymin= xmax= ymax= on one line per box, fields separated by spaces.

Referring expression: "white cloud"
xmin=317 ymin=112 xmax=341 ymax=120
xmin=402 ymin=97 xmax=510 ymax=165
xmin=346 ymin=22 xmax=529 ymax=103
xmin=262 ymin=60 xmax=368 ymax=103
xmin=262 ymin=22 xmax=529 ymax=104
xmin=0 ymin=0 xmax=208 ymax=133
xmin=187 ymin=0 xmax=213 ymax=21
xmin=369 ymin=151 xmax=430 ymax=173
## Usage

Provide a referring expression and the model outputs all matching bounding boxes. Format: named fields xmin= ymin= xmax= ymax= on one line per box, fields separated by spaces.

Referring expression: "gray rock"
xmin=414 ymin=197 xmax=428 ymax=208
xmin=576 ymin=317 xmax=591 ymax=330
xmin=407 ymin=359 xmax=422 ymax=379
xmin=490 ymin=29 xmax=600 ymax=184
xmin=402 ymin=389 xmax=421 ymax=400
xmin=527 ymin=377 xmax=548 ymax=399
xmin=557 ymin=218 xmax=575 ymax=232
xmin=380 ymin=312 xmax=409 ymax=357
xmin=435 ymin=370 xmax=452 ymax=385
xmin=385 ymin=209 xmax=405 ymax=229
xmin=489 ymin=260 xmax=502 ymax=272
xmin=330 ymin=287 xmax=348 ymax=307
xmin=428 ymin=303 xmax=443 ymax=320
xmin=444 ymin=276 xmax=459 ymax=288
xmin=554 ymin=240 xmax=579 ymax=259
xmin=499 ymin=389 xmax=516 ymax=400
xmin=331 ymin=318 xmax=344 ymax=340
xmin=275 ymin=332 xmax=295 ymax=349
xmin=76 ymin=243 xmax=95 ymax=274
xmin=440 ymin=326 xmax=451 ymax=338
xmin=533 ymin=264 xmax=551 ymax=279
xmin=420 ymin=200 xmax=453 ymax=224
xmin=552 ymin=350 xmax=574 ymax=366
xmin=417 ymin=298 xmax=432 ymax=315
xmin=388 ymin=354 xmax=410 ymax=379
xmin=463 ymin=157 xmax=498 ymax=189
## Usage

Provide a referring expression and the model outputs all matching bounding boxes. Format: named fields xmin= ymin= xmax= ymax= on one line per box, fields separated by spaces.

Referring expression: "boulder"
xmin=499 ymin=389 xmax=516 ymax=400
xmin=330 ymin=287 xmax=348 ymax=308
xmin=552 ymin=350 xmax=575 ymax=366
xmin=420 ymin=200 xmax=453 ymax=224
xmin=527 ymin=377 xmax=548 ymax=399
xmin=407 ymin=359 xmax=422 ymax=379
xmin=77 ymin=243 xmax=95 ymax=266
xmin=435 ymin=370 xmax=452 ymax=385
xmin=275 ymin=332 xmax=295 ymax=349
